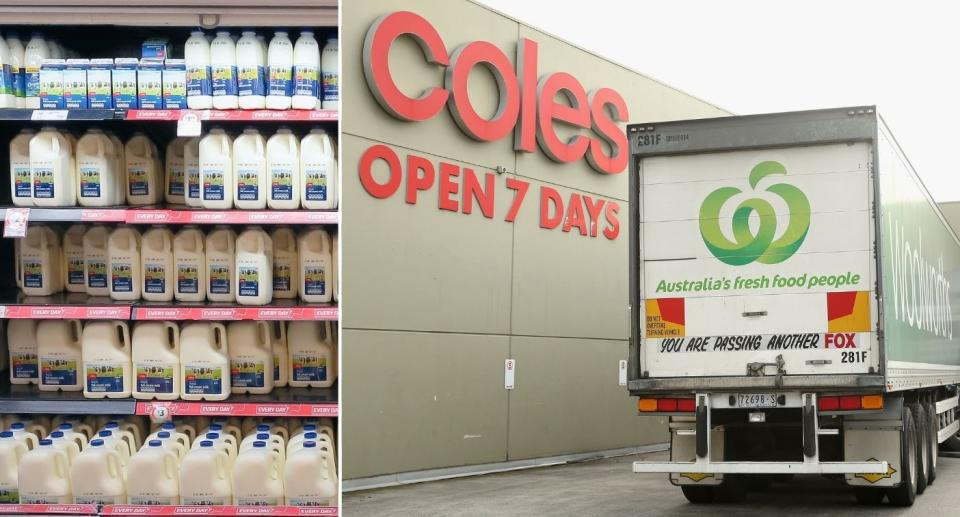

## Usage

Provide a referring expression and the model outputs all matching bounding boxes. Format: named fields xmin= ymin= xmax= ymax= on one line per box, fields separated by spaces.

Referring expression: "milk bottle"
xmin=83 ymin=225 xmax=110 ymax=296
xmin=62 ymin=224 xmax=86 ymax=294
xmin=321 ymin=37 xmax=338 ymax=111
xmin=131 ymin=321 xmax=180 ymax=400
xmin=180 ymin=322 xmax=230 ymax=401
xmin=37 ymin=320 xmax=82 ymax=392
xmin=227 ymin=321 xmax=273 ymax=395
xmin=210 ymin=31 xmax=238 ymax=110
xmin=6 ymin=424 xmax=39 ymax=450
xmin=7 ymin=33 xmax=25 ymax=108
xmin=70 ymin=439 xmax=124 ymax=505
xmin=240 ymin=426 xmax=285 ymax=451
xmin=192 ymin=432 xmax=237 ymax=463
xmin=17 ymin=439 xmax=71 ymax=503
xmin=266 ymin=127 xmax=299 ymax=208
xmin=236 ymin=30 xmax=265 ymax=110
xmin=184 ymin=136 xmax=202 ymax=207
xmin=235 ymin=227 xmax=273 ymax=305
xmin=93 ymin=431 xmax=131 ymax=464
xmin=332 ymin=232 xmax=338 ymax=302
xmin=185 ymin=29 xmax=212 ymax=110
xmin=53 ymin=422 xmax=91 ymax=444
xmin=284 ymin=442 xmax=336 ymax=506
xmin=266 ymin=31 xmax=293 ymax=110
xmin=145 ymin=423 xmax=189 ymax=453
xmin=300 ymin=128 xmax=337 ymax=209
xmin=233 ymin=442 xmax=283 ymax=505
xmin=173 ymin=226 xmax=205 ymax=302
xmin=108 ymin=226 xmax=142 ymax=301
xmin=271 ymin=227 xmax=298 ymax=299
xmin=106 ymin=131 xmax=126 ymax=206
xmin=205 ymin=226 xmax=236 ymax=302
xmin=180 ymin=441 xmax=232 ymax=505
xmin=233 ymin=128 xmax=267 ymax=209
xmin=76 ymin=128 xmax=120 ymax=207
xmin=141 ymin=226 xmax=174 ymax=302
xmin=8 ymin=320 xmax=39 ymax=385
xmin=125 ymin=132 xmax=162 ymax=205
xmin=10 ymin=128 xmax=34 ymax=206
xmin=0 ymin=37 xmax=16 ymax=108
xmin=21 ymin=225 xmax=63 ymax=296
xmin=298 ymin=228 xmax=333 ymax=303
xmin=200 ymin=127 xmax=234 ymax=209
xmin=270 ymin=321 xmax=289 ymax=387
xmin=23 ymin=33 xmax=49 ymax=109
xmin=292 ymin=30 xmax=319 ymax=110
xmin=30 ymin=126 xmax=76 ymax=206
xmin=165 ymin=137 xmax=187 ymax=205
xmin=81 ymin=320 xmax=132 ymax=399
xmin=204 ymin=420 xmax=242 ymax=447
xmin=127 ymin=440 xmax=180 ymax=505
xmin=287 ymin=321 xmax=336 ymax=388
xmin=0 ymin=432 xmax=27 ymax=503
xmin=99 ymin=423 xmax=137 ymax=458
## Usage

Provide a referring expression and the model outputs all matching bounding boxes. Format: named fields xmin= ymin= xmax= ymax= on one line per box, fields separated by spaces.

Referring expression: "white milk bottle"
xmin=266 ymin=127 xmax=299 ymax=209
xmin=23 ymin=32 xmax=49 ymax=109
xmin=37 ymin=320 xmax=83 ymax=392
xmin=233 ymin=442 xmax=283 ymax=505
xmin=240 ymin=425 xmax=285 ymax=450
xmin=180 ymin=441 xmax=231 ymax=505
xmin=0 ymin=431 xmax=27 ymax=503
xmin=205 ymin=226 xmax=236 ymax=302
xmin=235 ymin=227 xmax=273 ymax=305
xmin=272 ymin=227 xmax=298 ymax=299
xmin=53 ymin=421 xmax=91 ymax=444
xmin=30 ymin=126 xmax=76 ymax=206
xmin=17 ymin=439 xmax=71 ymax=503
xmin=165 ymin=137 xmax=187 ymax=205
xmin=210 ymin=31 xmax=238 ymax=110
xmin=287 ymin=321 xmax=336 ymax=388
xmin=185 ymin=29 xmax=212 ymax=110
xmin=320 ymin=37 xmax=338 ymax=111
xmin=205 ymin=420 xmax=243 ymax=447
xmin=141 ymin=226 xmax=174 ymax=302
xmin=62 ymin=224 xmax=87 ymax=294
xmin=200 ymin=127 xmax=234 ymax=209
xmin=127 ymin=440 xmax=180 ymax=505
xmin=180 ymin=322 xmax=230 ymax=401
xmin=236 ymin=30 xmax=265 ymax=110
xmin=184 ymin=136 xmax=202 ymax=207
xmin=9 ymin=128 xmax=34 ymax=206
xmin=147 ymin=422 xmax=189 ymax=453
xmin=266 ymin=31 xmax=293 ymax=110
xmin=21 ymin=225 xmax=63 ymax=296
xmin=300 ymin=128 xmax=337 ymax=209
xmin=144 ymin=431 xmax=186 ymax=460
xmin=298 ymin=228 xmax=333 ymax=303
xmin=76 ymin=128 xmax=120 ymax=207
xmin=81 ymin=320 xmax=132 ymax=399
xmin=92 ymin=430 xmax=131 ymax=465
xmin=227 ymin=321 xmax=273 ymax=395
xmin=284 ymin=442 xmax=336 ymax=506
xmin=271 ymin=321 xmax=288 ymax=387
xmin=106 ymin=131 xmax=126 ymax=207
xmin=6 ymin=423 xmax=39 ymax=450
xmin=70 ymin=439 xmax=124 ymax=505
xmin=83 ymin=225 xmax=110 ymax=296
xmin=7 ymin=33 xmax=25 ymax=108
xmin=233 ymin=128 xmax=267 ymax=209
xmin=8 ymin=320 xmax=39 ymax=385
xmin=173 ymin=226 xmax=205 ymax=302
xmin=108 ymin=226 xmax=142 ymax=301
xmin=125 ymin=132 xmax=162 ymax=205
xmin=192 ymin=432 xmax=238 ymax=463
xmin=131 ymin=321 xmax=180 ymax=400
xmin=98 ymin=423 xmax=136 ymax=459
xmin=332 ymin=233 xmax=338 ymax=302
xmin=0 ymin=37 xmax=15 ymax=108
xmin=292 ymin=30 xmax=319 ymax=110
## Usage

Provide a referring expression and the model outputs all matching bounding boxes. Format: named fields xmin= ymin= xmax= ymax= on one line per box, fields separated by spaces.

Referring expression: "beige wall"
xmin=342 ymin=0 xmax=728 ymax=480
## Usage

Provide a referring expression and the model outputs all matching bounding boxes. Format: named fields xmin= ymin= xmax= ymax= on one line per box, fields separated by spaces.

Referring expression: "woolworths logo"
xmin=699 ymin=161 xmax=810 ymax=265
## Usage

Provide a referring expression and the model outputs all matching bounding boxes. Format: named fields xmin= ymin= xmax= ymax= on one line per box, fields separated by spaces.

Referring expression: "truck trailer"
xmin=627 ymin=106 xmax=960 ymax=506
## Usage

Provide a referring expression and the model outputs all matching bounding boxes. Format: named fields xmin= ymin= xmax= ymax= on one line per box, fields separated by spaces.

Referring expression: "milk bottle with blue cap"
xmin=0 ymin=431 xmax=27 ymax=503
xmin=70 ymin=438 xmax=125 ymax=505
xmin=17 ymin=439 xmax=72 ymax=503
xmin=284 ymin=441 xmax=336 ymax=506
xmin=180 ymin=440 xmax=232 ymax=505
xmin=127 ymin=440 xmax=180 ymax=505
xmin=233 ymin=441 xmax=283 ymax=505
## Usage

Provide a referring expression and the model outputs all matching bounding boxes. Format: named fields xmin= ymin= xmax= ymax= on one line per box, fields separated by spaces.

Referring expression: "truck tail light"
xmin=638 ymin=397 xmax=695 ymax=413
xmin=818 ymin=394 xmax=884 ymax=412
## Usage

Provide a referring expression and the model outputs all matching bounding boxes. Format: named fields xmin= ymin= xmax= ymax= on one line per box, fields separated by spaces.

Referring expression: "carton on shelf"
xmin=142 ymin=38 xmax=169 ymax=60
xmin=112 ymin=58 xmax=138 ymax=109
xmin=163 ymin=59 xmax=186 ymax=110
xmin=137 ymin=58 xmax=164 ymax=110
xmin=63 ymin=59 xmax=89 ymax=109
xmin=39 ymin=58 xmax=65 ymax=109
xmin=87 ymin=59 xmax=114 ymax=109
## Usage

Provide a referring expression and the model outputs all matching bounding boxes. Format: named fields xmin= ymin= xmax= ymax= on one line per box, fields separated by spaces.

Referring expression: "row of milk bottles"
xmin=17 ymin=224 xmax=337 ymax=304
xmin=0 ymin=416 xmax=336 ymax=506
xmin=0 ymin=32 xmax=73 ymax=108
xmin=185 ymin=29 xmax=338 ymax=111
xmin=8 ymin=319 xmax=337 ymax=398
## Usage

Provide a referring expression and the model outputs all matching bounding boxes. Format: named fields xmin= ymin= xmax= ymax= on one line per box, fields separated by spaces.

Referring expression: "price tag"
xmin=31 ymin=110 xmax=69 ymax=120
xmin=504 ymin=359 xmax=516 ymax=390
xmin=177 ymin=110 xmax=202 ymax=136
xmin=3 ymin=208 xmax=29 ymax=237
xmin=619 ymin=360 xmax=628 ymax=386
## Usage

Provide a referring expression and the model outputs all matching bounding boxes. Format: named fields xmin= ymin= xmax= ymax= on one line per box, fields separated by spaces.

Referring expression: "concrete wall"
xmin=341 ymin=0 xmax=729 ymax=480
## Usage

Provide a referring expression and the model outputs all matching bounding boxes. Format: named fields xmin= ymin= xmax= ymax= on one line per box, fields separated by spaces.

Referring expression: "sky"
xmin=477 ymin=0 xmax=960 ymax=201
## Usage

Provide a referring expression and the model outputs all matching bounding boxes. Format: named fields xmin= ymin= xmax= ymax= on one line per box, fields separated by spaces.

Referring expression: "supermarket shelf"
xmin=0 ymin=207 xmax=128 ymax=222
xmin=102 ymin=505 xmax=338 ymax=516
xmin=0 ymin=382 xmax=137 ymax=414
xmin=126 ymin=109 xmax=339 ymax=122
xmin=132 ymin=301 xmax=338 ymax=321
xmin=0 ymin=207 xmax=338 ymax=225
xmin=0 ymin=108 xmax=119 ymax=121
xmin=0 ymin=292 xmax=133 ymax=319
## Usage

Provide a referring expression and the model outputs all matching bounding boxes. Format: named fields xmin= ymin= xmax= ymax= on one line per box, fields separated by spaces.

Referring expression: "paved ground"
xmin=344 ymin=450 xmax=960 ymax=516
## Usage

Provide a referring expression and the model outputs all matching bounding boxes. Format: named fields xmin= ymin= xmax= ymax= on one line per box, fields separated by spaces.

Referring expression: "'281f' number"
xmin=841 ymin=351 xmax=868 ymax=363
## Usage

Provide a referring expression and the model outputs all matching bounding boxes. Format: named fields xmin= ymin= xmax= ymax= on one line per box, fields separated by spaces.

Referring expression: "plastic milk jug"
xmin=240 ymin=426 xmax=285 ymax=451
xmin=7 ymin=34 xmax=25 ymax=108
xmin=271 ymin=321 xmax=288 ymax=387
xmin=184 ymin=136 xmax=202 ymax=207
xmin=17 ymin=439 xmax=71 ymax=503
xmin=236 ymin=30 xmax=265 ymax=109
xmin=180 ymin=441 xmax=231 ymax=505
xmin=205 ymin=420 xmax=242 ymax=447
xmin=62 ymin=224 xmax=87 ymax=294
xmin=233 ymin=442 xmax=283 ymax=505
xmin=0 ymin=432 xmax=27 ymax=503
xmin=271 ymin=227 xmax=298 ymax=299
xmin=287 ymin=321 xmax=335 ymax=388
xmin=127 ymin=440 xmax=180 ymax=505
xmin=53 ymin=422 xmax=90 ymax=445
xmin=0 ymin=37 xmax=15 ymax=108
xmin=235 ymin=227 xmax=273 ymax=305
xmin=291 ymin=30 xmax=319 ymax=109
xmin=76 ymin=128 xmax=120 ymax=207
xmin=233 ymin=128 xmax=267 ymax=209
xmin=108 ymin=226 xmax=142 ymax=301
xmin=300 ymin=128 xmax=337 ymax=209
xmin=237 ymin=435 xmax=284 ymax=464
xmin=8 ymin=320 xmax=39 ymax=385
xmin=143 ymin=431 xmax=186 ymax=460
xmin=70 ymin=439 xmax=124 ymax=505
xmin=37 ymin=320 xmax=83 ymax=392
xmin=165 ymin=137 xmax=187 ymax=205
xmin=192 ymin=432 xmax=237 ymax=463
xmin=298 ymin=228 xmax=333 ymax=303
xmin=131 ymin=321 xmax=180 ymax=401
xmin=23 ymin=33 xmax=49 ymax=109
xmin=180 ymin=322 xmax=230 ymax=401
xmin=81 ymin=320 xmax=132 ymax=399
xmin=200 ymin=127 xmax=234 ymax=209
xmin=125 ymin=132 xmax=162 ymax=205
xmin=210 ymin=31 xmax=238 ymax=110
xmin=30 ymin=126 xmax=75 ymax=206
xmin=227 ymin=321 xmax=273 ymax=395
xmin=173 ymin=226 xmax=205 ymax=302
xmin=141 ymin=226 xmax=174 ymax=302
xmin=99 ymin=423 xmax=137 ymax=458
xmin=266 ymin=31 xmax=293 ymax=110
xmin=185 ymin=29 xmax=212 ymax=110
xmin=284 ymin=442 xmax=336 ymax=506
xmin=205 ymin=226 xmax=236 ymax=302
xmin=10 ymin=128 xmax=34 ymax=206
xmin=21 ymin=225 xmax=63 ymax=296
xmin=6 ymin=424 xmax=39 ymax=451
xmin=93 ymin=430 xmax=131 ymax=465
xmin=16 ymin=417 xmax=50 ymax=442
xmin=266 ymin=127 xmax=299 ymax=208
xmin=320 ymin=37 xmax=338 ymax=111
xmin=83 ymin=225 xmax=110 ymax=296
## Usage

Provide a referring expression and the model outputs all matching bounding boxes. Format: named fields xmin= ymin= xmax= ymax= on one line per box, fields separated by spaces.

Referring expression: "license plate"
xmin=737 ymin=393 xmax=777 ymax=408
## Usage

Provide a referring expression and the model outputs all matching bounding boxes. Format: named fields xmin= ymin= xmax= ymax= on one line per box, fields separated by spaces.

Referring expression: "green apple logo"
xmin=699 ymin=161 xmax=810 ymax=265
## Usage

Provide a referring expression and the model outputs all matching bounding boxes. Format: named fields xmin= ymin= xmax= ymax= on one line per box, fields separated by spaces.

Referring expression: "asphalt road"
xmin=344 ymin=450 xmax=960 ymax=516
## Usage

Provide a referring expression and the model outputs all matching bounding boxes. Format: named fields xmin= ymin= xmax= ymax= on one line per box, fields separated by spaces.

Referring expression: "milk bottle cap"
xmin=191 ymin=29 xmax=204 ymax=37
xmin=161 ymin=422 xmax=176 ymax=430
xmin=149 ymin=440 xmax=163 ymax=447
xmin=275 ymin=30 xmax=288 ymax=36
xmin=256 ymin=433 xmax=270 ymax=440
xmin=58 ymin=423 xmax=73 ymax=430
xmin=0 ymin=432 xmax=12 ymax=438
xmin=104 ymin=422 xmax=120 ymax=430
xmin=256 ymin=424 xmax=270 ymax=432
xmin=200 ymin=440 xmax=214 ymax=447
xmin=90 ymin=439 xmax=104 ymax=447
xmin=216 ymin=31 xmax=230 ymax=37
xmin=157 ymin=431 xmax=171 ymax=439
xmin=205 ymin=432 xmax=220 ymax=440
xmin=208 ymin=424 xmax=223 ymax=431
xmin=301 ymin=30 xmax=314 ymax=36
xmin=98 ymin=431 xmax=112 ymax=438
xmin=304 ymin=432 xmax=318 ymax=440
xmin=303 ymin=441 xmax=315 ymax=448
xmin=39 ymin=439 xmax=53 ymax=446
xmin=301 ymin=425 xmax=316 ymax=432
xmin=10 ymin=423 xmax=24 ymax=430
xmin=242 ymin=30 xmax=255 ymax=37
xmin=50 ymin=431 xmax=64 ymax=438
xmin=253 ymin=441 xmax=266 ymax=448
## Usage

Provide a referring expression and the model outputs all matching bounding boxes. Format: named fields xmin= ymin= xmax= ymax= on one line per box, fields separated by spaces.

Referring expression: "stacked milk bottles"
xmin=76 ymin=128 xmax=122 ymax=207
xmin=131 ymin=321 xmax=181 ymax=400
xmin=30 ymin=126 xmax=75 ymax=206
xmin=266 ymin=31 xmax=293 ymax=110
xmin=81 ymin=320 xmax=132 ymax=398
xmin=292 ymin=30 xmax=319 ymax=110
xmin=185 ymin=29 xmax=213 ymax=110
xmin=236 ymin=30 xmax=265 ymax=110
xmin=233 ymin=128 xmax=267 ymax=209
xmin=180 ymin=322 xmax=231 ymax=401
xmin=9 ymin=128 xmax=35 ymax=206
xmin=210 ymin=31 xmax=238 ymax=110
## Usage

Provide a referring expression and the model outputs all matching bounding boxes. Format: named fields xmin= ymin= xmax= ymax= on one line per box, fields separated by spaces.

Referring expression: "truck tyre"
xmin=926 ymin=400 xmax=938 ymax=485
xmin=909 ymin=403 xmax=929 ymax=494
xmin=853 ymin=487 xmax=885 ymax=505
xmin=680 ymin=485 xmax=716 ymax=504
xmin=714 ymin=476 xmax=748 ymax=503
xmin=887 ymin=406 xmax=917 ymax=507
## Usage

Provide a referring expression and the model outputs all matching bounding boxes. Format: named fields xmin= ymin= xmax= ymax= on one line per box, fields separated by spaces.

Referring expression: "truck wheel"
xmin=887 ymin=406 xmax=917 ymax=507
xmin=853 ymin=487 xmax=885 ymax=505
xmin=680 ymin=485 xmax=716 ymax=504
xmin=910 ymin=403 xmax=929 ymax=494
xmin=714 ymin=476 xmax=748 ymax=503
xmin=926 ymin=401 xmax=938 ymax=485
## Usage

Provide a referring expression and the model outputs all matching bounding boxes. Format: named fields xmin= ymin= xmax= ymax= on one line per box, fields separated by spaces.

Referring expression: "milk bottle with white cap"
xmin=108 ymin=226 xmax=142 ymax=301
xmin=266 ymin=127 xmax=299 ymax=208
xmin=30 ymin=126 xmax=75 ymax=206
xmin=180 ymin=322 xmax=230 ymax=401
xmin=6 ymin=33 xmax=25 ymax=108
xmin=141 ymin=226 xmax=174 ymax=302
xmin=320 ymin=37 xmax=338 ymax=111
xmin=205 ymin=226 xmax=235 ymax=302
xmin=23 ymin=33 xmax=49 ymax=109
xmin=36 ymin=320 xmax=83 ymax=392
xmin=300 ymin=128 xmax=337 ymax=210
xmin=227 ymin=321 xmax=273 ymax=395
xmin=165 ymin=137 xmax=187 ymax=205
xmin=17 ymin=439 xmax=72 ymax=503
xmin=266 ymin=31 xmax=293 ymax=110
xmin=9 ymin=128 xmax=34 ymax=206
xmin=173 ymin=226 xmax=205 ymax=302
xmin=200 ymin=127 xmax=234 ymax=209
xmin=233 ymin=128 xmax=267 ymax=209
xmin=127 ymin=440 xmax=180 ymax=505
xmin=81 ymin=320 xmax=132 ymax=399
xmin=291 ymin=30 xmax=319 ymax=110
xmin=8 ymin=320 xmax=39 ymax=385
xmin=210 ymin=31 xmax=238 ymax=110
xmin=185 ymin=29 xmax=212 ymax=110
xmin=236 ymin=30 xmax=265 ymax=110
xmin=131 ymin=321 xmax=180 ymax=401
xmin=83 ymin=225 xmax=110 ymax=296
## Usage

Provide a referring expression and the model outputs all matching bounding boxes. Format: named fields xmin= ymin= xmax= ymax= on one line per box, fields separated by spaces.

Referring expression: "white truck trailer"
xmin=627 ymin=106 xmax=960 ymax=506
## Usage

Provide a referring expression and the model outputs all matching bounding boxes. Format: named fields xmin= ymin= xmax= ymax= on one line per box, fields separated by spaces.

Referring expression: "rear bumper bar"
xmin=633 ymin=460 xmax=888 ymax=475
xmin=629 ymin=374 xmax=884 ymax=393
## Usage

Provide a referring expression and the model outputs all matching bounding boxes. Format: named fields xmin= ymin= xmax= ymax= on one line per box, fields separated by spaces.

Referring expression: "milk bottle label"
xmin=144 ymin=262 xmax=167 ymax=294
xmin=204 ymin=170 xmax=225 ymax=201
xmin=41 ymin=357 xmax=78 ymax=385
xmin=270 ymin=165 xmax=293 ymax=200
xmin=287 ymin=496 xmax=328 ymax=507
xmin=13 ymin=166 xmax=31 ymax=198
xmin=25 ymin=65 xmax=41 ymax=97
xmin=212 ymin=66 xmax=237 ymax=96
xmin=87 ymin=259 xmax=108 ymax=288
xmin=183 ymin=495 xmax=231 ymax=506
xmin=128 ymin=165 xmax=150 ymax=197
xmin=304 ymin=264 xmax=326 ymax=296
xmin=186 ymin=65 xmax=212 ymax=97
xmin=76 ymin=495 xmax=123 ymax=505
xmin=237 ymin=65 xmax=265 ymax=97
xmin=293 ymin=65 xmax=318 ymax=97
xmin=0 ymin=489 xmax=18 ymax=503
xmin=79 ymin=167 xmax=102 ymax=198
xmin=236 ymin=496 xmax=283 ymax=506
xmin=303 ymin=161 xmax=328 ymax=201
xmin=67 ymin=256 xmax=85 ymax=286
xmin=86 ymin=363 xmax=124 ymax=392
xmin=23 ymin=259 xmax=43 ymax=288
xmin=12 ymin=353 xmax=39 ymax=379
xmin=231 ymin=359 xmax=265 ymax=388
xmin=238 ymin=266 xmax=260 ymax=297
xmin=168 ymin=165 xmax=185 ymax=197
xmin=274 ymin=262 xmax=291 ymax=292
xmin=177 ymin=264 xmax=199 ymax=293
xmin=0 ymin=64 xmax=14 ymax=96
xmin=13 ymin=67 xmax=25 ymax=98
xmin=130 ymin=495 xmax=177 ymax=505
xmin=322 ymin=71 xmax=338 ymax=102
xmin=188 ymin=166 xmax=200 ymax=200
xmin=292 ymin=354 xmax=326 ymax=382
xmin=32 ymin=166 xmax=55 ymax=198
xmin=22 ymin=495 xmax=65 ymax=504
xmin=184 ymin=364 xmax=223 ymax=394
xmin=268 ymin=66 xmax=293 ymax=96
xmin=136 ymin=364 xmax=174 ymax=393
xmin=209 ymin=264 xmax=231 ymax=294
xmin=236 ymin=168 xmax=260 ymax=201
xmin=112 ymin=262 xmax=134 ymax=292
